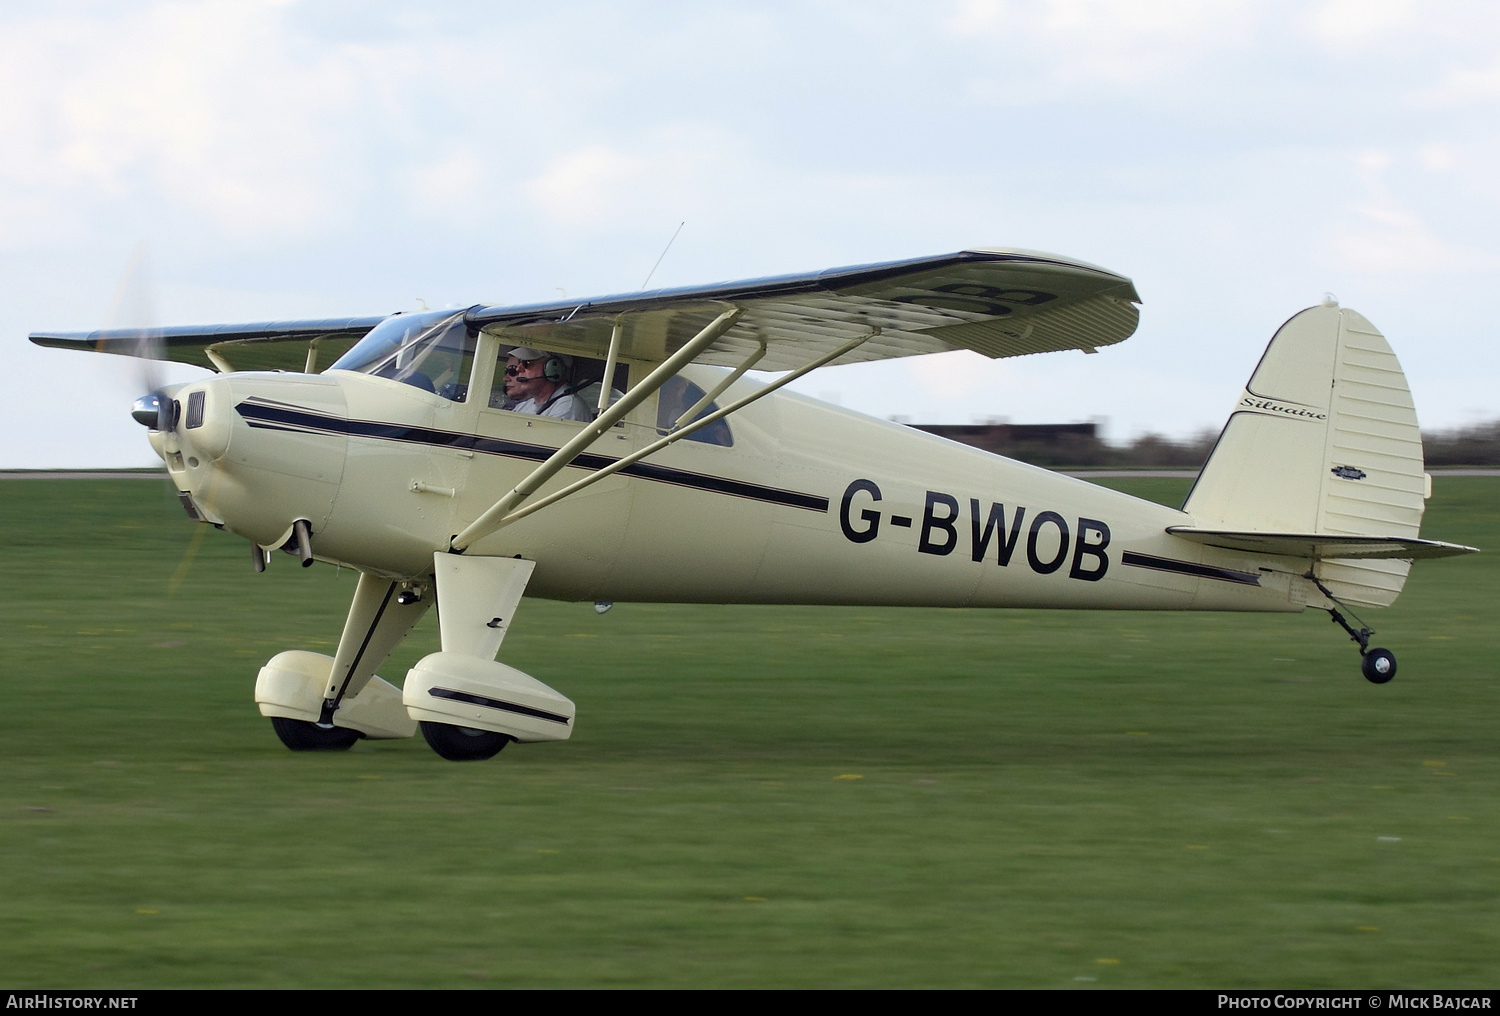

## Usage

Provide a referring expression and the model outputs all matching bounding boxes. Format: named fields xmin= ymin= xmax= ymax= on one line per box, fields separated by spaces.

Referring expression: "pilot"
xmin=502 ymin=347 xmax=594 ymax=421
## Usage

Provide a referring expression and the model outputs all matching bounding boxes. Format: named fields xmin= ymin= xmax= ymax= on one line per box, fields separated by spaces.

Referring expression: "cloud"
xmin=4 ymin=2 xmax=1499 ymax=465
xmin=0 ymin=2 xmax=418 ymax=244
xmin=526 ymin=145 xmax=651 ymax=226
xmin=404 ymin=149 xmax=492 ymax=222
xmin=1418 ymin=61 xmax=1500 ymax=107
xmin=1304 ymin=0 xmax=1417 ymax=51
xmin=946 ymin=0 xmax=1260 ymax=88
xmin=1329 ymin=149 xmax=1500 ymax=273
xmin=522 ymin=125 xmax=743 ymax=231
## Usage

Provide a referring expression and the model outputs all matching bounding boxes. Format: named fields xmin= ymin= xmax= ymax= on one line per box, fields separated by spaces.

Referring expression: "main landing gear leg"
xmin=1310 ymin=573 xmax=1397 ymax=684
xmin=317 ymin=572 xmax=432 ymax=724
xmin=401 ymin=554 xmax=577 ymax=761
xmin=257 ymin=572 xmax=432 ymax=750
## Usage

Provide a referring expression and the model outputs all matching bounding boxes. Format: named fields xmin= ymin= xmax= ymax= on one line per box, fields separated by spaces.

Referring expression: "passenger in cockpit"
xmin=501 ymin=347 xmax=594 ymax=421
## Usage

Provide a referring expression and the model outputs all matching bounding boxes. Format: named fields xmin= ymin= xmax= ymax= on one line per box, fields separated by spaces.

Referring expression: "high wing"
xmin=28 ymin=317 xmax=387 ymax=373
xmin=470 ymin=248 xmax=1141 ymax=371
xmin=28 ymin=249 xmax=1140 ymax=374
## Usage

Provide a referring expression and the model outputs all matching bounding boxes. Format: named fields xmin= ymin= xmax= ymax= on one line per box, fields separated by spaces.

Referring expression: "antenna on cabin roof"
xmin=641 ymin=221 xmax=685 ymax=290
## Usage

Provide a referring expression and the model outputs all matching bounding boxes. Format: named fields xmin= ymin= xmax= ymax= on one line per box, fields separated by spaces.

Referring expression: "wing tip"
xmin=29 ymin=332 xmax=98 ymax=351
xmin=963 ymin=246 xmax=1134 ymax=283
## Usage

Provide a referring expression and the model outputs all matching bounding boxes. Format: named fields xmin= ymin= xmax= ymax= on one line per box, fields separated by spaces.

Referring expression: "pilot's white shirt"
xmin=514 ymin=388 xmax=594 ymax=422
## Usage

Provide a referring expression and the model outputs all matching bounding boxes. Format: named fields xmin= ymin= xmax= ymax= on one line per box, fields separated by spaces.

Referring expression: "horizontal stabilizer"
xmin=1167 ymin=527 xmax=1478 ymax=561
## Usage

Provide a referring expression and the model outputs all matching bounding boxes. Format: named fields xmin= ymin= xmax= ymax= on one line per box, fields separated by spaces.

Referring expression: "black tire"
xmin=271 ymin=716 xmax=361 ymax=751
xmin=420 ymin=721 xmax=511 ymax=761
xmin=1361 ymin=648 xmax=1397 ymax=684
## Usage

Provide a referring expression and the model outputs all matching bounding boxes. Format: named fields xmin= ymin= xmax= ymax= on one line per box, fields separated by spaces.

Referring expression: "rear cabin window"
xmin=656 ymin=376 xmax=733 ymax=447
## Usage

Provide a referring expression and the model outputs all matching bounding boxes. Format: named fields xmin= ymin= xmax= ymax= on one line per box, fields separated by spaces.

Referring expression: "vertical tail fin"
xmin=1182 ymin=303 xmax=1427 ymax=607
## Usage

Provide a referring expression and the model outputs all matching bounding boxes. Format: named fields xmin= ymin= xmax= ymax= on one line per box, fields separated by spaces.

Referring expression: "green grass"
xmin=1 ymin=477 xmax=1496 ymax=988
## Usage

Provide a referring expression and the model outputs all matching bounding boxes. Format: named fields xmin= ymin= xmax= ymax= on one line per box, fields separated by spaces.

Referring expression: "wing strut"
xmin=596 ymin=320 xmax=623 ymax=415
xmin=205 ymin=347 xmax=235 ymax=373
xmin=482 ymin=327 xmax=878 ymax=533
xmin=450 ymin=307 xmax=743 ymax=553
xmin=674 ymin=338 xmax=765 ymax=429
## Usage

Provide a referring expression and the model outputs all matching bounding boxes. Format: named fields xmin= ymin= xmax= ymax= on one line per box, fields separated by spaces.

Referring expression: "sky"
xmin=4 ymin=0 xmax=1499 ymax=467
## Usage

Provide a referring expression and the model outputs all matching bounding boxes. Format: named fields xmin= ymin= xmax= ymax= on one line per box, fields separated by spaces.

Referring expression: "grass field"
xmin=1 ymin=476 xmax=1496 ymax=988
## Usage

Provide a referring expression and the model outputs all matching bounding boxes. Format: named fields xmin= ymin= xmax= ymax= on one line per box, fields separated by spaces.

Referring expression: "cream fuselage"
xmin=153 ymin=363 xmax=1305 ymax=615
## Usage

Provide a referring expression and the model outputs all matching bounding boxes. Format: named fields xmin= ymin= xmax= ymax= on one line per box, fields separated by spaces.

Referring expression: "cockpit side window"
xmin=488 ymin=345 xmax=627 ymax=422
xmin=568 ymin=359 xmax=630 ymax=418
xmin=328 ymin=311 xmax=476 ymax=402
xmin=656 ymin=376 xmax=733 ymax=446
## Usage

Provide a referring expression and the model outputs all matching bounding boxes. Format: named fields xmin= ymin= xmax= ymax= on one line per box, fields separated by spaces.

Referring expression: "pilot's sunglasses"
xmin=504 ymin=360 xmax=539 ymax=377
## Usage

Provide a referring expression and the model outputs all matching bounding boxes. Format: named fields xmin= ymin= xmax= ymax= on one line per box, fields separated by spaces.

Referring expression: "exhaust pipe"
xmin=293 ymin=519 xmax=314 ymax=568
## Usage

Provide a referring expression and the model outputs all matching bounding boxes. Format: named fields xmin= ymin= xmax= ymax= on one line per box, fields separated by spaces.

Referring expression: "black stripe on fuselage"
xmin=427 ymin=686 xmax=571 ymax=726
xmin=1120 ymin=551 xmax=1261 ymax=586
xmin=235 ymin=399 xmax=830 ymax=512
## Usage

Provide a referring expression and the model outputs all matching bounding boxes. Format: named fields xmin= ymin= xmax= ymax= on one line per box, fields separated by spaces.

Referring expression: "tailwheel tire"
xmin=420 ymin=721 xmax=512 ymax=761
xmin=271 ymin=716 xmax=362 ymax=751
xmin=1361 ymin=648 xmax=1397 ymax=685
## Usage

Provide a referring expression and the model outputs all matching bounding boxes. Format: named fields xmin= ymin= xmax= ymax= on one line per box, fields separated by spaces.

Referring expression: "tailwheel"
xmin=420 ymin=721 xmax=512 ymax=762
xmin=1308 ymin=572 xmax=1398 ymax=685
xmin=271 ymin=716 xmax=361 ymax=751
xmin=1361 ymin=648 xmax=1397 ymax=685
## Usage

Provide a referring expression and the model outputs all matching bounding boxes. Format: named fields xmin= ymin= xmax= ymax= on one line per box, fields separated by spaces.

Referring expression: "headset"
xmin=506 ymin=348 xmax=570 ymax=385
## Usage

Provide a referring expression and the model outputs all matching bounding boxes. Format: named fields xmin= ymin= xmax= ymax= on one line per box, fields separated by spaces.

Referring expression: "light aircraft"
xmin=31 ymin=249 xmax=1478 ymax=761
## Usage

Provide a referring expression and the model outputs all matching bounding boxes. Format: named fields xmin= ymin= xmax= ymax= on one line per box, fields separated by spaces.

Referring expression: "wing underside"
xmin=29 ymin=249 xmax=1139 ymax=374
xmin=468 ymin=248 xmax=1141 ymax=371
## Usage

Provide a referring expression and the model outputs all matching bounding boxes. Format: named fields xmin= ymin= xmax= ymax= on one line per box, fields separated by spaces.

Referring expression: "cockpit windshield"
xmin=328 ymin=310 xmax=476 ymax=401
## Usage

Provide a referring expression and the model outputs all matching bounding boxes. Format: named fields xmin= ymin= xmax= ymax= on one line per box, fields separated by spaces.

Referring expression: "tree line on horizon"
xmin=913 ymin=419 xmax=1500 ymax=469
